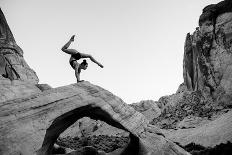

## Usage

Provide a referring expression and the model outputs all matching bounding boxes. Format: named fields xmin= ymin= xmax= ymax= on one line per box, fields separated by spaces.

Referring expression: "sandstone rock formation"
xmin=3 ymin=0 xmax=232 ymax=154
xmin=0 ymin=79 xmax=42 ymax=103
xmin=130 ymin=100 xmax=161 ymax=122
xmin=148 ymin=0 xmax=232 ymax=150
xmin=0 ymin=8 xmax=39 ymax=83
xmin=0 ymin=82 xmax=189 ymax=155
xmin=151 ymin=85 xmax=232 ymax=148
xmin=183 ymin=0 xmax=232 ymax=103
xmin=0 ymin=8 xmax=40 ymax=102
xmin=164 ymin=109 xmax=232 ymax=147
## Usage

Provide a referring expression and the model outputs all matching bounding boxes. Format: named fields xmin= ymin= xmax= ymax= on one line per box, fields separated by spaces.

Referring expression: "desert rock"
xmin=0 ymin=82 xmax=189 ymax=155
xmin=183 ymin=0 xmax=232 ymax=102
xmin=0 ymin=8 xmax=39 ymax=84
xmin=0 ymin=8 xmax=40 ymax=102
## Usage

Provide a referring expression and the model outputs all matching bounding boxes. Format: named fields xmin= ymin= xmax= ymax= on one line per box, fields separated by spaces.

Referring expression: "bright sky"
xmin=1 ymin=0 xmax=222 ymax=104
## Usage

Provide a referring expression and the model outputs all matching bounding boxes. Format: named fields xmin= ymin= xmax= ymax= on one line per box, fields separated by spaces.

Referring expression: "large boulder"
xmin=0 ymin=82 xmax=190 ymax=155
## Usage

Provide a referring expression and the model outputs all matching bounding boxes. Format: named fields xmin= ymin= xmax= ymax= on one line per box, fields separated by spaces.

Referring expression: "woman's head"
xmin=80 ymin=59 xmax=88 ymax=70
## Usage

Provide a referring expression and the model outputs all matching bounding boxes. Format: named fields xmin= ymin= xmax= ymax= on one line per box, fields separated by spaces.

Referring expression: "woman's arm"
xmin=61 ymin=35 xmax=79 ymax=55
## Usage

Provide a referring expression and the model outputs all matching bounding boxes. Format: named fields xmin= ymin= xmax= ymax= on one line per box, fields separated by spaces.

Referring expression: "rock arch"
xmin=37 ymin=104 xmax=139 ymax=155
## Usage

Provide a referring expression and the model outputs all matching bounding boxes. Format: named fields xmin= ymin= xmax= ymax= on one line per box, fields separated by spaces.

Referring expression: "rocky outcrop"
xmin=0 ymin=79 xmax=41 ymax=103
xmin=148 ymin=0 xmax=232 ymax=150
xmin=0 ymin=82 xmax=189 ymax=155
xmin=182 ymin=141 xmax=232 ymax=155
xmin=199 ymin=0 xmax=232 ymax=26
xmin=130 ymin=100 xmax=161 ymax=122
xmin=0 ymin=8 xmax=39 ymax=83
xmin=183 ymin=0 xmax=232 ymax=103
xmin=0 ymin=8 xmax=40 ymax=102
xmin=152 ymin=91 xmax=212 ymax=129
xmin=36 ymin=84 xmax=53 ymax=92
xmin=164 ymin=109 xmax=232 ymax=147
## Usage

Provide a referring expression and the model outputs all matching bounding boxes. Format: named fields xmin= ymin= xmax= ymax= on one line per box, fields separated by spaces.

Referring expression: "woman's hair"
xmin=81 ymin=59 xmax=88 ymax=65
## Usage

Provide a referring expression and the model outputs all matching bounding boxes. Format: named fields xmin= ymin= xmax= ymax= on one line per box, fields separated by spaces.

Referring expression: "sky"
xmin=0 ymin=0 xmax=222 ymax=104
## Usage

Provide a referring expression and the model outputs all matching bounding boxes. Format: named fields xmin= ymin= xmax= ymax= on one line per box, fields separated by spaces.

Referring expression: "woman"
xmin=61 ymin=35 xmax=104 ymax=82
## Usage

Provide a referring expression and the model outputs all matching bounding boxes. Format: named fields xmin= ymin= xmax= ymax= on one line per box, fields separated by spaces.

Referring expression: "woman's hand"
xmin=98 ymin=64 xmax=104 ymax=68
xmin=77 ymin=80 xmax=84 ymax=83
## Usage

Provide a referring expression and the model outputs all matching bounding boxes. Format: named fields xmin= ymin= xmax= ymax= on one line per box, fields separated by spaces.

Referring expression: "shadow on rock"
xmin=176 ymin=141 xmax=232 ymax=155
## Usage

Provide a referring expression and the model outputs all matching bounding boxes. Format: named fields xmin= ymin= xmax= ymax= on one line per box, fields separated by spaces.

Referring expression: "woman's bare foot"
xmin=70 ymin=35 xmax=75 ymax=42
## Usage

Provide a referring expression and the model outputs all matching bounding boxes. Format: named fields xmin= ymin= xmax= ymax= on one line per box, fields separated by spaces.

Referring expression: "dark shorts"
xmin=69 ymin=60 xmax=79 ymax=69
xmin=72 ymin=53 xmax=81 ymax=60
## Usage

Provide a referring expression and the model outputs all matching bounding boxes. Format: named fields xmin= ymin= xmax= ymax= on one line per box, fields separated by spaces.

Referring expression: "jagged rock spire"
xmin=183 ymin=0 xmax=232 ymax=99
xmin=0 ymin=8 xmax=39 ymax=83
xmin=0 ymin=8 xmax=23 ymax=56
xmin=0 ymin=8 xmax=15 ymax=42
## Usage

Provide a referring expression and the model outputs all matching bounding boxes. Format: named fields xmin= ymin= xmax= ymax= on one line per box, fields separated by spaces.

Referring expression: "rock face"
xmin=0 ymin=8 xmax=39 ymax=83
xmin=0 ymin=82 xmax=189 ymax=155
xmin=165 ymin=109 xmax=232 ymax=147
xmin=130 ymin=100 xmax=161 ymax=122
xmin=183 ymin=0 xmax=232 ymax=102
xmin=0 ymin=79 xmax=42 ymax=103
xmin=0 ymin=8 xmax=40 ymax=102
xmin=148 ymin=0 xmax=232 ymax=149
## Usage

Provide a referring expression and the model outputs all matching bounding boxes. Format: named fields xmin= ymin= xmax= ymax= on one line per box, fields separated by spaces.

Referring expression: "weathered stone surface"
xmin=0 ymin=8 xmax=40 ymax=103
xmin=0 ymin=82 xmax=189 ymax=155
xmin=0 ymin=78 xmax=41 ymax=103
xmin=199 ymin=0 xmax=232 ymax=26
xmin=60 ymin=100 xmax=162 ymax=141
xmin=164 ymin=110 xmax=232 ymax=147
xmin=176 ymin=83 xmax=188 ymax=94
xmin=0 ymin=8 xmax=39 ymax=83
xmin=151 ymin=88 xmax=232 ymax=148
xmin=131 ymin=100 xmax=161 ymax=122
xmin=152 ymin=2 xmax=232 ymax=147
xmin=176 ymin=115 xmax=210 ymax=129
xmin=183 ymin=0 xmax=232 ymax=103
xmin=36 ymin=84 xmax=53 ymax=92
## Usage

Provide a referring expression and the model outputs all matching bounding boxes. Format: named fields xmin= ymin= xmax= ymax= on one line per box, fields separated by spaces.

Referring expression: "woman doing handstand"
xmin=61 ymin=35 xmax=104 ymax=82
